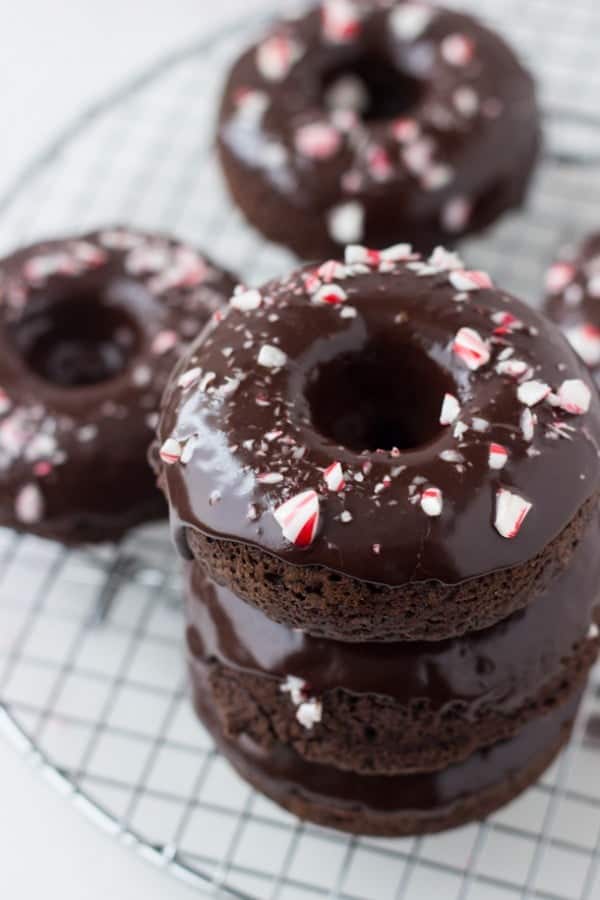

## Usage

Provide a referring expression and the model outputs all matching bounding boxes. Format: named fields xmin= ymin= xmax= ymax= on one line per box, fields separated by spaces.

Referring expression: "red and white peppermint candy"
xmin=317 ymin=260 xmax=348 ymax=282
xmin=366 ymin=145 xmax=394 ymax=181
xmin=491 ymin=311 xmax=523 ymax=335
xmin=565 ymin=324 xmax=600 ymax=367
xmin=556 ymin=379 xmax=591 ymax=415
xmin=420 ymin=486 xmax=443 ymax=517
xmin=439 ymin=392 xmax=461 ymax=425
xmin=517 ymin=380 xmax=551 ymax=407
xmin=274 ymin=490 xmax=320 ymax=547
xmin=15 ymin=483 xmax=44 ymax=524
xmin=256 ymin=34 xmax=302 ymax=81
xmin=328 ymin=202 xmax=365 ymax=243
xmin=380 ymin=243 xmax=414 ymax=262
xmin=449 ymin=270 xmax=492 ymax=292
xmin=257 ymin=472 xmax=284 ymax=485
xmin=296 ymin=698 xmax=323 ymax=730
xmin=151 ymin=330 xmax=178 ymax=355
xmin=389 ymin=3 xmax=434 ymax=40
xmin=322 ymin=0 xmax=362 ymax=43
xmin=257 ymin=344 xmax=288 ymax=368
xmin=452 ymin=327 xmax=491 ymax=370
xmin=312 ymin=283 xmax=348 ymax=305
xmin=178 ymin=367 xmax=202 ymax=390
xmin=441 ymin=196 xmax=472 ymax=234
xmin=521 ymin=407 xmax=535 ymax=442
xmin=345 ymin=245 xmax=380 ymax=265
xmin=494 ymin=488 xmax=532 ymax=539
xmin=230 ymin=288 xmax=262 ymax=311
xmin=392 ymin=117 xmax=420 ymax=144
xmin=295 ymin=122 xmax=341 ymax=159
xmin=496 ymin=358 xmax=530 ymax=380
xmin=159 ymin=437 xmax=182 ymax=465
xmin=545 ymin=262 xmax=575 ymax=294
xmin=488 ymin=442 xmax=508 ymax=470
xmin=323 ymin=461 xmax=345 ymax=492
xmin=441 ymin=33 xmax=475 ymax=66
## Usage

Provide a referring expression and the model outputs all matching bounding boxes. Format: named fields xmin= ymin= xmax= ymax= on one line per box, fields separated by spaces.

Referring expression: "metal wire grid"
xmin=1 ymin=2 xmax=600 ymax=898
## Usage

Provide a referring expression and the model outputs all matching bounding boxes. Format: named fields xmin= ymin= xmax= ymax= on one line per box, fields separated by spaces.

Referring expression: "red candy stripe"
xmin=274 ymin=490 xmax=320 ymax=547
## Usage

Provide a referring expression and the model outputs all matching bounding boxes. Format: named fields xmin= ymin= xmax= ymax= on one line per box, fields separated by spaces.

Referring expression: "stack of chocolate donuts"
xmin=156 ymin=244 xmax=600 ymax=835
xmin=3 ymin=0 xmax=600 ymax=840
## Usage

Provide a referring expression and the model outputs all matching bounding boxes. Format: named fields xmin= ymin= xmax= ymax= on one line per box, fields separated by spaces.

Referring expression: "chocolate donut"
xmin=185 ymin=512 xmax=600 ymax=774
xmin=544 ymin=233 xmax=600 ymax=385
xmin=157 ymin=244 xmax=600 ymax=642
xmin=217 ymin=0 xmax=540 ymax=259
xmin=0 ymin=228 xmax=235 ymax=544
xmin=193 ymin=660 xmax=582 ymax=837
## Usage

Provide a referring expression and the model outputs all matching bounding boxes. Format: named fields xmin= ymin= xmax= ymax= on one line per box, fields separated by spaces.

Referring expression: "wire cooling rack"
xmin=1 ymin=2 xmax=600 ymax=898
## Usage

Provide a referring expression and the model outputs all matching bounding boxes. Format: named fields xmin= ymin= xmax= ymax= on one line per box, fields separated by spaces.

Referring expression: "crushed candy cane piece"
xmin=322 ymin=0 xmax=362 ymax=43
xmin=323 ymin=461 xmax=345 ymax=492
xmin=296 ymin=698 xmax=323 ymax=730
xmin=521 ymin=408 xmax=535 ymax=442
xmin=258 ymin=472 xmax=284 ymax=484
xmin=546 ymin=262 xmax=575 ymax=294
xmin=489 ymin=443 xmax=508 ymax=470
xmin=449 ymin=270 xmax=492 ymax=292
xmin=495 ymin=488 xmax=532 ymax=538
xmin=281 ymin=675 xmax=308 ymax=704
xmin=274 ymin=490 xmax=320 ymax=547
xmin=565 ymin=324 xmax=600 ymax=367
xmin=178 ymin=367 xmax=202 ymax=390
xmin=160 ymin=438 xmax=182 ymax=465
xmin=15 ymin=483 xmax=44 ymax=524
xmin=496 ymin=358 xmax=530 ymax=379
xmin=389 ymin=3 xmax=434 ymax=40
xmin=256 ymin=34 xmax=302 ymax=81
xmin=258 ymin=344 xmax=287 ymax=368
xmin=152 ymin=330 xmax=178 ymax=355
xmin=317 ymin=260 xmax=348 ymax=282
xmin=312 ymin=283 xmax=348 ymax=305
xmin=328 ymin=202 xmax=365 ymax=244
xmin=517 ymin=380 xmax=551 ymax=407
xmin=295 ymin=122 xmax=341 ymax=159
xmin=452 ymin=327 xmax=490 ymax=370
xmin=441 ymin=196 xmax=472 ymax=233
xmin=492 ymin=311 xmax=523 ymax=335
xmin=420 ymin=486 xmax=443 ymax=517
xmin=557 ymin=379 xmax=591 ymax=415
xmin=231 ymin=288 xmax=262 ymax=311
xmin=441 ymin=33 xmax=475 ymax=66
xmin=440 ymin=393 xmax=461 ymax=425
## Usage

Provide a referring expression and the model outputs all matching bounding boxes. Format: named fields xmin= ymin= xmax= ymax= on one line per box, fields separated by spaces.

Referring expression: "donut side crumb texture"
xmin=194 ymin=636 xmax=596 ymax=775
xmin=186 ymin=492 xmax=597 ymax=641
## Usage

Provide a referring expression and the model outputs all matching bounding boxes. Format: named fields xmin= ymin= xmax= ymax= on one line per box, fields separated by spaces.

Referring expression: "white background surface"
xmin=1 ymin=3 xmax=267 ymax=897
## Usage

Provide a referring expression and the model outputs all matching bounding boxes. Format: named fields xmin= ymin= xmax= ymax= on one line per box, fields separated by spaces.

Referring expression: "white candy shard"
xmin=389 ymin=3 xmax=434 ymax=40
xmin=328 ymin=202 xmax=365 ymax=244
xmin=420 ymin=486 xmax=443 ymax=517
xmin=439 ymin=393 xmax=461 ymax=425
xmin=517 ymin=380 xmax=551 ymax=407
xmin=256 ymin=34 xmax=302 ymax=81
xmin=296 ymin=698 xmax=323 ymax=730
xmin=452 ymin=327 xmax=491 ymax=370
xmin=449 ymin=270 xmax=492 ymax=292
xmin=159 ymin=438 xmax=182 ymax=465
xmin=489 ymin=442 xmax=508 ymax=470
xmin=274 ymin=490 xmax=320 ymax=547
xmin=15 ymin=483 xmax=44 ymax=524
xmin=557 ymin=379 xmax=591 ymax=415
xmin=494 ymin=488 xmax=532 ymax=538
xmin=258 ymin=344 xmax=288 ymax=368
xmin=323 ymin=461 xmax=345 ymax=492
xmin=565 ymin=324 xmax=600 ymax=367
xmin=230 ymin=288 xmax=262 ymax=311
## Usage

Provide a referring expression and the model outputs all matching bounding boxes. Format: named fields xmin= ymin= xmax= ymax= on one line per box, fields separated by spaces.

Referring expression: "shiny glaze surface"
xmin=186 ymin=508 xmax=600 ymax=708
xmin=218 ymin=0 xmax=539 ymax=252
xmin=159 ymin=250 xmax=600 ymax=585
xmin=0 ymin=228 xmax=234 ymax=540
xmin=195 ymin=666 xmax=581 ymax=813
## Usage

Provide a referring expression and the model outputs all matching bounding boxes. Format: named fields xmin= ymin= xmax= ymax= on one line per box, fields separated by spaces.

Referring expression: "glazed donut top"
xmin=158 ymin=244 xmax=600 ymax=586
xmin=219 ymin=0 xmax=538 ymax=244
xmin=0 ymin=228 xmax=233 ymax=527
xmin=545 ymin=233 xmax=600 ymax=377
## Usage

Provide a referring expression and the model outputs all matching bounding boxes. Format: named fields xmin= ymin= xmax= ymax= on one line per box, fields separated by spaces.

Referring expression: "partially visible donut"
xmin=0 ymin=227 xmax=235 ymax=544
xmin=544 ymin=233 xmax=600 ymax=384
xmin=217 ymin=0 xmax=540 ymax=258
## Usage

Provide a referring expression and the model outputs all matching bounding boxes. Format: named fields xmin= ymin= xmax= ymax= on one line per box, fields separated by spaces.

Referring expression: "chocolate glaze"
xmin=159 ymin=251 xmax=600 ymax=586
xmin=194 ymin=661 xmax=581 ymax=815
xmin=218 ymin=1 xmax=540 ymax=258
xmin=544 ymin=233 xmax=600 ymax=385
xmin=0 ymin=228 xmax=235 ymax=544
xmin=186 ymin=507 xmax=600 ymax=711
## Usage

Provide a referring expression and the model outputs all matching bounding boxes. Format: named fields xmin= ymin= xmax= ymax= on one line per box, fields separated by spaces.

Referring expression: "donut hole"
xmin=323 ymin=56 xmax=424 ymax=121
xmin=12 ymin=294 xmax=140 ymax=388
xmin=306 ymin=336 xmax=453 ymax=452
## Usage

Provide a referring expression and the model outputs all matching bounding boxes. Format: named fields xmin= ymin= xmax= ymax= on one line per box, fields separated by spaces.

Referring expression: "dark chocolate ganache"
xmin=194 ymin=667 xmax=581 ymax=815
xmin=544 ymin=233 xmax=600 ymax=384
xmin=186 ymin=506 xmax=600 ymax=711
xmin=158 ymin=246 xmax=600 ymax=585
xmin=217 ymin=0 xmax=539 ymax=256
xmin=0 ymin=228 xmax=234 ymax=542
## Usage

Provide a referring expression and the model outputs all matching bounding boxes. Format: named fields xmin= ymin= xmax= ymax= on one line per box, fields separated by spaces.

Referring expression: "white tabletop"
xmin=1 ymin=3 xmax=267 ymax=896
